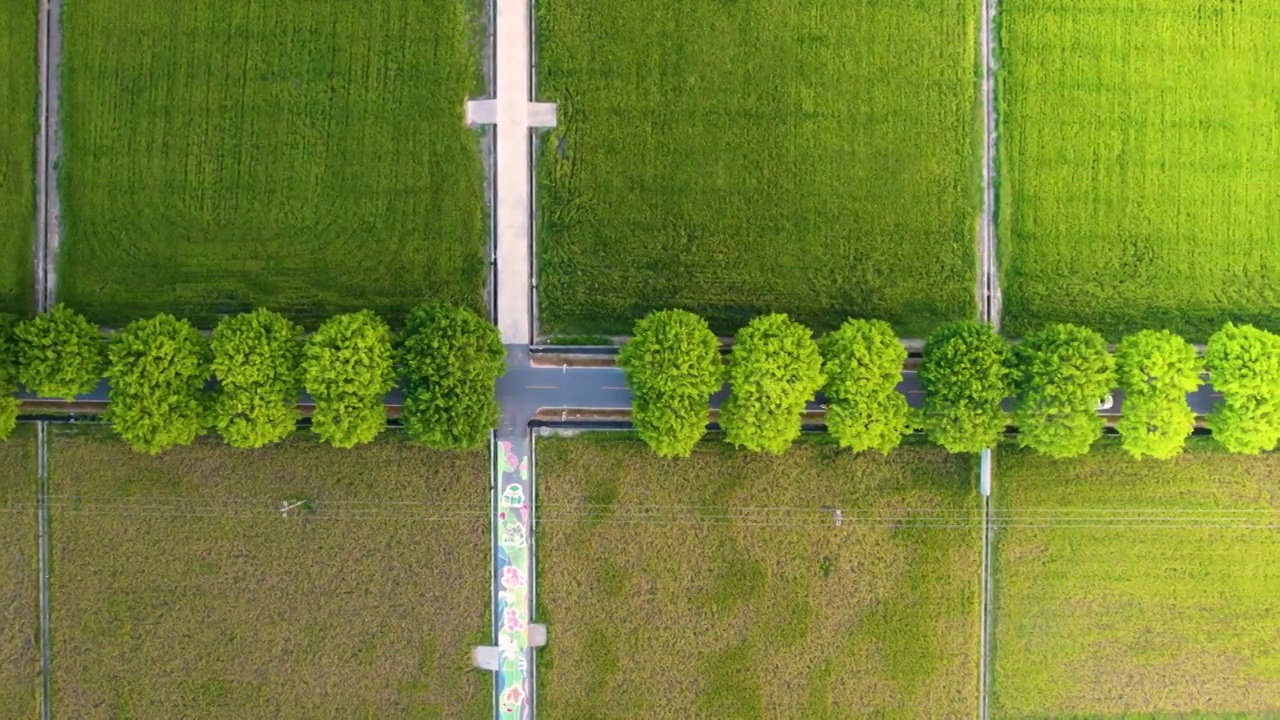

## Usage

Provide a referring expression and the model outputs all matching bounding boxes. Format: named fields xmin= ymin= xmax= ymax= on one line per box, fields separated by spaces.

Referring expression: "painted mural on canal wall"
xmin=496 ymin=440 xmax=531 ymax=719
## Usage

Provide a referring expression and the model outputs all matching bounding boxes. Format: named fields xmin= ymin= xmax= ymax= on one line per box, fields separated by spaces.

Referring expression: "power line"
xmin=43 ymin=494 xmax=484 ymax=505
xmin=2 ymin=495 xmax=1274 ymax=530
xmin=20 ymin=495 xmax=1280 ymax=515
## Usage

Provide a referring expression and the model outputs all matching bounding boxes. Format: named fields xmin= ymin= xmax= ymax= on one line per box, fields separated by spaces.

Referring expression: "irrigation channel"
xmin=978 ymin=0 xmax=1002 ymax=716
xmin=33 ymin=0 xmax=62 ymax=713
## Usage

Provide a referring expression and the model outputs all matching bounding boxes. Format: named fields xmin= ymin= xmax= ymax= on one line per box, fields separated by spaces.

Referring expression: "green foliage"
xmin=302 ymin=311 xmax=395 ymax=449
xmin=397 ymin=304 xmax=505 ymax=450
xmin=918 ymin=322 xmax=1011 ymax=453
xmin=211 ymin=309 xmax=304 ymax=449
xmin=16 ymin=304 xmax=105 ymax=398
xmin=105 ymin=314 xmax=211 ymax=454
xmin=720 ymin=314 xmax=824 ymax=454
xmin=1113 ymin=329 xmax=1201 ymax=460
xmin=819 ymin=319 xmax=910 ymax=454
xmin=1204 ymin=323 xmax=1280 ymax=454
xmin=1011 ymin=323 xmax=1115 ymax=458
xmin=618 ymin=309 xmax=723 ymax=457
xmin=0 ymin=315 xmax=17 ymax=441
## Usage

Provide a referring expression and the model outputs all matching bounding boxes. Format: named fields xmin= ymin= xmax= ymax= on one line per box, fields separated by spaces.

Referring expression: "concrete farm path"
xmin=465 ymin=0 xmax=557 ymax=714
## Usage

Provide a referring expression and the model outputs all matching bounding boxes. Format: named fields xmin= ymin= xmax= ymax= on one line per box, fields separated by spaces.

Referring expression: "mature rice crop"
xmin=536 ymin=436 xmax=981 ymax=716
xmin=536 ymin=0 xmax=980 ymax=338
xmin=0 ymin=0 xmax=36 ymax=314
xmin=992 ymin=440 xmax=1280 ymax=715
xmin=999 ymin=0 xmax=1280 ymax=340
xmin=59 ymin=0 xmax=488 ymax=328
xmin=49 ymin=428 xmax=490 ymax=716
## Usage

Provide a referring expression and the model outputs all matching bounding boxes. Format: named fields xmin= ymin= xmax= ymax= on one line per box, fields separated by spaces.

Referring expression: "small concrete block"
xmin=472 ymin=645 xmax=501 ymax=671
xmin=466 ymin=99 xmax=497 ymax=125
xmin=528 ymin=102 xmax=557 ymax=128
xmin=529 ymin=624 xmax=548 ymax=648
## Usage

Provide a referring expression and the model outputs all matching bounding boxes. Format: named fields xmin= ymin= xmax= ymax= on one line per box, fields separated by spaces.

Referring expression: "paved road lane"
xmin=496 ymin=361 xmax=1222 ymax=419
xmin=16 ymin=366 xmax=1223 ymax=421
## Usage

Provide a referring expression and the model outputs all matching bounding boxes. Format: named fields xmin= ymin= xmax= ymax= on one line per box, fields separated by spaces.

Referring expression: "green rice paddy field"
xmin=0 ymin=0 xmax=35 ymax=314
xmin=535 ymin=437 xmax=981 ymax=717
xmin=0 ymin=426 xmax=38 ymax=717
xmin=992 ymin=440 xmax=1280 ymax=716
xmin=59 ymin=0 xmax=488 ymax=328
xmin=49 ymin=428 xmax=490 ymax=717
xmin=536 ymin=0 xmax=979 ymax=337
xmin=999 ymin=1 xmax=1280 ymax=340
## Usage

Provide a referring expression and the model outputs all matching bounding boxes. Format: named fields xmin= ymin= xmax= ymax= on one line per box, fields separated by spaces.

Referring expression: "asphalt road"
xmin=17 ymin=346 xmax=1224 ymax=426
xmin=494 ymin=346 xmax=1223 ymax=426
xmin=15 ymin=380 xmax=405 ymax=410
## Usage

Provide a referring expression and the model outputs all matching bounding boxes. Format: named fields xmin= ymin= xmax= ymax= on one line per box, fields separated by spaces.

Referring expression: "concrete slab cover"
xmin=472 ymin=646 xmax=502 ymax=671
xmin=528 ymin=102 xmax=557 ymax=128
xmin=528 ymin=623 xmax=547 ymax=648
xmin=467 ymin=99 xmax=498 ymax=125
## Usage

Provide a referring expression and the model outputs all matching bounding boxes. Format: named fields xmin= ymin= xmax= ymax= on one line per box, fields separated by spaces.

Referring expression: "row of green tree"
xmin=620 ymin=310 xmax=1280 ymax=460
xmin=0 ymin=304 xmax=505 ymax=454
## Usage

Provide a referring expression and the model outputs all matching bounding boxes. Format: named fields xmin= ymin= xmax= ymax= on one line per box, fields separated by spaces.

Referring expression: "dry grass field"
xmin=992 ymin=440 xmax=1280 ymax=715
xmin=48 ymin=427 xmax=491 ymax=717
xmin=0 ymin=425 xmax=38 ymax=717
xmin=535 ymin=436 xmax=981 ymax=717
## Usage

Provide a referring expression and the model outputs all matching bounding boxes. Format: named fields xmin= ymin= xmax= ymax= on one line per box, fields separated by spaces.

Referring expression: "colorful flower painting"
xmin=502 ymin=566 xmax=526 ymax=589
xmin=496 ymin=439 xmax=532 ymax=719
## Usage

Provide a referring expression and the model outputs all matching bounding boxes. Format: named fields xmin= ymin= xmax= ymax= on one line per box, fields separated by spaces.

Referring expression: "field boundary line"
xmin=36 ymin=422 xmax=52 ymax=720
xmin=527 ymin=432 xmax=539 ymax=719
xmin=34 ymin=0 xmax=49 ymax=313
xmin=979 ymin=452 xmax=994 ymax=720
xmin=978 ymin=0 xmax=1000 ymax=332
xmin=978 ymin=0 xmax=1000 ymax=714
xmin=527 ymin=0 xmax=541 ymax=344
xmin=34 ymin=0 xmax=63 ymax=312
xmin=480 ymin=0 xmax=499 ymax=327
xmin=987 ymin=0 xmax=1004 ymax=331
xmin=488 ymin=433 xmax=498 ymax=714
